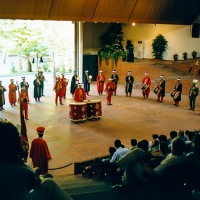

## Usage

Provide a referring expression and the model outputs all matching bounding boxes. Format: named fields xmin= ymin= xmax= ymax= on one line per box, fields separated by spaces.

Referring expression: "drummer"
xmin=104 ymin=78 xmax=115 ymax=106
xmin=74 ymin=83 xmax=86 ymax=102
xmin=157 ymin=75 xmax=165 ymax=102
xmin=173 ymin=78 xmax=182 ymax=106
xmin=141 ymin=72 xmax=151 ymax=98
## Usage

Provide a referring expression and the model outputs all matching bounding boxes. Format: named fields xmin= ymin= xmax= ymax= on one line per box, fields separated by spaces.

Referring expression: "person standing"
xmin=20 ymin=86 xmax=30 ymax=120
xmin=111 ymin=70 xmax=119 ymax=96
xmin=0 ymin=81 xmax=7 ymax=111
xmin=61 ymin=73 xmax=68 ymax=99
xmin=96 ymin=70 xmax=106 ymax=95
xmin=157 ymin=75 xmax=165 ymax=102
xmin=125 ymin=71 xmax=134 ymax=97
xmin=74 ymin=83 xmax=86 ymax=102
xmin=189 ymin=79 xmax=199 ymax=111
xmin=38 ymin=70 xmax=45 ymax=96
xmin=30 ymin=127 xmax=52 ymax=175
xmin=173 ymin=78 xmax=182 ymax=106
xmin=83 ymin=70 xmax=91 ymax=96
xmin=54 ymin=76 xmax=63 ymax=105
xmin=104 ymin=78 xmax=115 ymax=106
xmin=20 ymin=77 xmax=29 ymax=92
xmin=8 ymin=79 xmax=18 ymax=106
xmin=70 ymin=71 xmax=79 ymax=97
xmin=141 ymin=72 xmax=151 ymax=98
xmin=33 ymin=74 xmax=41 ymax=102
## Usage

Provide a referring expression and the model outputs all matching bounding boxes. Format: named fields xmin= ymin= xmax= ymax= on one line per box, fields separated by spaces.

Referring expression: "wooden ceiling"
xmin=0 ymin=0 xmax=199 ymax=25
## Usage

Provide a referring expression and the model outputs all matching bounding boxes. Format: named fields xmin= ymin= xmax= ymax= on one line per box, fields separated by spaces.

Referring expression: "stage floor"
xmin=0 ymin=60 xmax=199 ymax=176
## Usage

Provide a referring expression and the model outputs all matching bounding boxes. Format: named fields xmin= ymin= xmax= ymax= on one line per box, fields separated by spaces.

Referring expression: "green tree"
xmin=152 ymin=34 xmax=168 ymax=59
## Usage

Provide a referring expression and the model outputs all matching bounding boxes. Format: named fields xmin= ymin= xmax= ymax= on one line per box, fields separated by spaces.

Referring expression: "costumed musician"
xmin=54 ymin=76 xmax=63 ymax=105
xmin=8 ymin=78 xmax=18 ymax=106
xmin=33 ymin=74 xmax=41 ymax=102
xmin=74 ymin=83 xmax=86 ymax=102
xmin=20 ymin=86 xmax=30 ymax=120
xmin=188 ymin=79 xmax=199 ymax=111
xmin=96 ymin=70 xmax=106 ymax=95
xmin=155 ymin=75 xmax=165 ymax=102
xmin=141 ymin=72 xmax=151 ymax=98
xmin=125 ymin=71 xmax=134 ymax=97
xmin=171 ymin=78 xmax=182 ymax=106
xmin=70 ymin=71 xmax=79 ymax=97
xmin=104 ymin=78 xmax=115 ymax=106
xmin=38 ymin=70 xmax=45 ymax=96
xmin=0 ymin=81 xmax=7 ymax=111
xmin=84 ymin=70 xmax=92 ymax=96
xmin=20 ymin=77 xmax=29 ymax=93
xmin=61 ymin=73 xmax=68 ymax=99
xmin=111 ymin=70 xmax=119 ymax=96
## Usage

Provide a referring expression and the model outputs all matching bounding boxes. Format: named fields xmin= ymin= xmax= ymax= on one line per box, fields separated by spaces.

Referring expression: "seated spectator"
xmin=185 ymin=130 xmax=195 ymax=154
xmin=110 ymin=139 xmax=129 ymax=164
xmin=0 ymin=120 xmax=72 ymax=200
xmin=149 ymin=134 xmax=159 ymax=151
xmin=178 ymin=129 xmax=187 ymax=141
xmin=168 ymin=130 xmax=177 ymax=150
xmin=129 ymin=138 xmax=137 ymax=151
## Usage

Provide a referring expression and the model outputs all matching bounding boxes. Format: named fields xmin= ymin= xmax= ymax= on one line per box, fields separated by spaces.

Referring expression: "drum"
xmin=171 ymin=89 xmax=177 ymax=98
xmin=153 ymin=86 xmax=159 ymax=94
xmin=141 ymin=83 xmax=149 ymax=91
xmin=173 ymin=91 xmax=180 ymax=100
xmin=84 ymin=100 xmax=102 ymax=120
xmin=69 ymin=102 xmax=87 ymax=122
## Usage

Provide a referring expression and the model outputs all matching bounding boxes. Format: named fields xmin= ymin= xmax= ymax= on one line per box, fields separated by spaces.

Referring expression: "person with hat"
xmin=0 ymin=81 xmax=7 ymax=111
xmin=53 ymin=76 xmax=63 ymax=105
xmin=189 ymin=79 xmax=199 ymax=111
xmin=156 ymin=75 xmax=166 ymax=102
xmin=38 ymin=70 xmax=45 ymax=96
xmin=8 ymin=79 xmax=18 ymax=106
xmin=20 ymin=86 xmax=30 ymax=120
xmin=83 ymin=70 xmax=91 ymax=96
xmin=111 ymin=70 xmax=119 ymax=96
xmin=74 ymin=83 xmax=86 ymax=102
xmin=173 ymin=78 xmax=182 ymax=106
xmin=70 ymin=71 xmax=79 ymax=97
xmin=33 ymin=74 xmax=41 ymax=102
xmin=20 ymin=77 xmax=29 ymax=92
xmin=30 ymin=127 xmax=52 ymax=175
xmin=141 ymin=72 xmax=151 ymax=98
xmin=125 ymin=71 xmax=134 ymax=97
xmin=104 ymin=78 xmax=116 ymax=106
xmin=61 ymin=73 xmax=68 ymax=99
xmin=96 ymin=70 xmax=106 ymax=95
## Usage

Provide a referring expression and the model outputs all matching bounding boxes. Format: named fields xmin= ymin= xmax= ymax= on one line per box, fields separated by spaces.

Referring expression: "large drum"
xmin=84 ymin=100 xmax=102 ymax=120
xmin=141 ymin=83 xmax=149 ymax=91
xmin=171 ymin=89 xmax=177 ymax=98
xmin=69 ymin=102 xmax=87 ymax=122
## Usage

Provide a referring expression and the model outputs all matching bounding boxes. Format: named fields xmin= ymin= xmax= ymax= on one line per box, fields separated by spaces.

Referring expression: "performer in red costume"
xmin=141 ymin=72 xmax=151 ymax=98
xmin=104 ymin=78 xmax=115 ymax=106
xmin=74 ymin=83 xmax=86 ymax=102
xmin=20 ymin=87 xmax=29 ymax=120
xmin=8 ymin=79 xmax=18 ymax=106
xmin=61 ymin=73 xmax=68 ymax=99
xmin=96 ymin=70 xmax=106 ymax=95
xmin=30 ymin=127 xmax=52 ymax=174
xmin=54 ymin=76 xmax=63 ymax=105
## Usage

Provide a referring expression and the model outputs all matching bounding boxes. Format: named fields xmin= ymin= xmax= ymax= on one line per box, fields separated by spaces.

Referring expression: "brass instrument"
xmin=88 ymin=75 xmax=92 ymax=83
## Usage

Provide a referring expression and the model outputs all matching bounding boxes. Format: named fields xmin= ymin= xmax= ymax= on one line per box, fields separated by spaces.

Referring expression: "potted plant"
xmin=182 ymin=52 xmax=187 ymax=60
xmin=192 ymin=50 xmax=197 ymax=59
xmin=173 ymin=53 xmax=178 ymax=61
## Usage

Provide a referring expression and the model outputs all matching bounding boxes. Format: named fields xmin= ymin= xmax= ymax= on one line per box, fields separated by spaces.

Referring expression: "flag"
xmin=18 ymin=87 xmax=29 ymax=162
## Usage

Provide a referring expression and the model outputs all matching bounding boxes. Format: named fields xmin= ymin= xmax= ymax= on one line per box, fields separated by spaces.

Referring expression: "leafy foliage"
xmin=152 ymin=34 xmax=168 ymax=59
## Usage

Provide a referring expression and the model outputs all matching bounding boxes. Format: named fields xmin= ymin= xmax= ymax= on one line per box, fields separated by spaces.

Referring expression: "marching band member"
xmin=141 ymin=72 xmax=151 ymax=98
xmin=0 ymin=81 xmax=7 ymax=111
xmin=173 ymin=78 xmax=182 ymax=106
xmin=189 ymin=79 xmax=199 ymax=111
xmin=70 ymin=71 xmax=79 ymax=97
xmin=54 ymin=76 xmax=63 ymax=105
xmin=20 ymin=77 xmax=29 ymax=92
xmin=20 ymin=86 xmax=30 ymax=120
xmin=157 ymin=75 xmax=165 ymax=102
xmin=8 ymin=79 xmax=18 ymax=106
xmin=125 ymin=71 xmax=134 ymax=97
xmin=96 ymin=70 xmax=106 ymax=95
xmin=74 ymin=83 xmax=86 ymax=102
xmin=104 ymin=78 xmax=115 ymax=106
xmin=38 ymin=70 xmax=45 ymax=96
xmin=111 ymin=70 xmax=119 ymax=96
xmin=33 ymin=74 xmax=41 ymax=102
xmin=61 ymin=73 xmax=68 ymax=99
xmin=83 ymin=70 xmax=91 ymax=96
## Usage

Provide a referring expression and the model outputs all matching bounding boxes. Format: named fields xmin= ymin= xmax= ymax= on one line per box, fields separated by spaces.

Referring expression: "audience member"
xmin=149 ymin=134 xmax=159 ymax=151
xmin=178 ymin=129 xmax=187 ymax=141
xmin=130 ymin=139 xmax=137 ymax=151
